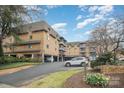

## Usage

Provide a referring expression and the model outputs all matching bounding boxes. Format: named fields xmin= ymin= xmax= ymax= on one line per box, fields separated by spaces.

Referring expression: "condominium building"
xmin=59 ymin=37 xmax=67 ymax=62
xmin=2 ymin=21 xmax=98 ymax=62
xmin=65 ymin=41 xmax=97 ymax=60
xmin=65 ymin=42 xmax=80 ymax=59
xmin=3 ymin=21 xmax=61 ymax=62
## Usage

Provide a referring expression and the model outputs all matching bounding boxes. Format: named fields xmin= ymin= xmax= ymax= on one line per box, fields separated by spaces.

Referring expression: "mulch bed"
xmin=64 ymin=71 xmax=124 ymax=88
xmin=64 ymin=72 xmax=90 ymax=88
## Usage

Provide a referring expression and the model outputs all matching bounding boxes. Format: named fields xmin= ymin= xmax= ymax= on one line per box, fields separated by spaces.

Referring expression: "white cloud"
xmin=44 ymin=5 xmax=62 ymax=16
xmin=52 ymin=23 xmax=68 ymax=35
xmin=46 ymin=5 xmax=61 ymax=9
xmin=78 ymin=5 xmax=87 ymax=12
xmin=43 ymin=9 xmax=48 ymax=15
xmin=24 ymin=6 xmax=43 ymax=11
xmin=76 ymin=5 xmax=113 ymax=29
xmin=89 ymin=6 xmax=99 ymax=13
xmin=88 ymin=5 xmax=113 ymax=16
xmin=98 ymin=5 xmax=113 ymax=15
xmin=76 ymin=15 xmax=82 ymax=20
xmin=76 ymin=14 xmax=103 ymax=29
xmin=84 ymin=30 xmax=93 ymax=35
xmin=24 ymin=5 xmax=48 ymax=16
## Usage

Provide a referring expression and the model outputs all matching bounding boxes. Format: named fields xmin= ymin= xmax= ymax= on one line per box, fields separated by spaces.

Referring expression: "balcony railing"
xmin=59 ymin=41 xmax=66 ymax=46
xmin=90 ymin=49 xmax=96 ymax=52
xmin=5 ymin=49 xmax=41 ymax=53
xmin=13 ymin=40 xmax=41 ymax=46
xmin=3 ymin=40 xmax=41 ymax=46
xmin=59 ymin=47 xmax=65 ymax=51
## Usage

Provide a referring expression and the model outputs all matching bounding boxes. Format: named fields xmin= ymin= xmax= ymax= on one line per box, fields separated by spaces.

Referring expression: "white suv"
xmin=64 ymin=57 xmax=88 ymax=67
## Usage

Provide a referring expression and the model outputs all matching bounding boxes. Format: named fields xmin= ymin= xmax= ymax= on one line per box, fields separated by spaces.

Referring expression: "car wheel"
xmin=65 ymin=63 xmax=71 ymax=67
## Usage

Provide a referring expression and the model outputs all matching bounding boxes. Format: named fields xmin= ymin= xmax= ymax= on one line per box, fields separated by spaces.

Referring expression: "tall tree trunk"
xmin=0 ymin=39 xmax=4 ymax=57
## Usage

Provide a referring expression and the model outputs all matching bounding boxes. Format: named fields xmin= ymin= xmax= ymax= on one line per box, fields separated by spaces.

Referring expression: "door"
xmin=76 ymin=57 xmax=84 ymax=65
xmin=71 ymin=58 xmax=82 ymax=65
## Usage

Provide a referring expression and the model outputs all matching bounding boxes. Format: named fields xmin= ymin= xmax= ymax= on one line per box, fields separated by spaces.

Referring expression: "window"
xmin=29 ymin=35 xmax=32 ymax=39
xmin=80 ymin=44 xmax=86 ymax=48
xmin=47 ymin=34 xmax=49 ymax=40
xmin=71 ymin=58 xmax=76 ymax=61
xmin=80 ymin=48 xmax=85 ymax=51
xmin=46 ymin=44 xmax=49 ymax=48
xmin=28 ymin=45 xmax=32 ymax=48
xmin=48 ymin=28 xmax=50 ymax=31
xmin=76 ymin=57 xmax=84 ymax=60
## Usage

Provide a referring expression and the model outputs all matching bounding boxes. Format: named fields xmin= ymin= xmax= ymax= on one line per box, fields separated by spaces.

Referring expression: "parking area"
xmin=0 ymin=62 xmax=83 ymax=87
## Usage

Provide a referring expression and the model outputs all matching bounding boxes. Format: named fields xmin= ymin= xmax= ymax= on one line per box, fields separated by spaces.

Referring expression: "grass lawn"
xmin=26 ymin=69 xmax=81 ymax=88
xmin=0 ymin=62 xmax=41 ymax=70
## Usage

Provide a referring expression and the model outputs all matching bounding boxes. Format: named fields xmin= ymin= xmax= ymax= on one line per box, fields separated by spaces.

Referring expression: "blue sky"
xmin=40 ymin=5 xmax=124 ymax=42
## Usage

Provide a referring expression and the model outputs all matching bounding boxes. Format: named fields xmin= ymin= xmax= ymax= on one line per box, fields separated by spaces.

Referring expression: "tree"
xmin=90 ymin=18 xmax=124 ymax=61
xmin=0 ymin=5 xmax=42 ymax=56
xmin=91 ymin=19 xmax=124 ymax=61
xmin=120 ymin=49 xmax=124 ymax=55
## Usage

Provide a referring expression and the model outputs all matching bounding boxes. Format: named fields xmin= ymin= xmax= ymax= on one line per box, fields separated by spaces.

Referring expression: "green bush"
xmin=91 ymin=52 xmax=117 ymax=68
xmin=97 ymin=52 xmax=114 ymax=64
xmin=0 ymin=56 xmax=41 ymax=64
xmin=85 ymin=73 xmax=110 ymax=87
xmin=91 ymin=60 xmax=100 ymax=68
xmin=0 ymin=56 xmax=19 ymax=64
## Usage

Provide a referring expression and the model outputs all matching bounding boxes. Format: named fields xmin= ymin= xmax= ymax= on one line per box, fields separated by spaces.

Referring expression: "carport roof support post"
xmin=51 ymin=56 xmax=54 ymax=62
xmin=42 ymin=53 xmax=44 ymax=63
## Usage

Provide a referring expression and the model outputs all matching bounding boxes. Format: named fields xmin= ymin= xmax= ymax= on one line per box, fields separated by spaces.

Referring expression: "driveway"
xmin=0 ymin=62 xmax=82 ymax=87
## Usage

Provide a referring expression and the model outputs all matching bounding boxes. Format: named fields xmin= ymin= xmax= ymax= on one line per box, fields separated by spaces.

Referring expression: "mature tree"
xmin=90 ymin=18 xmax=124 ymax=60
xmin=120 ymin=49 xmax=124 ymax=55
xmin=0 ymin=5 xmax=42 ymax=56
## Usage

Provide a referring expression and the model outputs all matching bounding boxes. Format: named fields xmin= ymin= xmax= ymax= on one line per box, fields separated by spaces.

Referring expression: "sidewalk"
xmin=0 ymin=65 xmax=33 ymax=76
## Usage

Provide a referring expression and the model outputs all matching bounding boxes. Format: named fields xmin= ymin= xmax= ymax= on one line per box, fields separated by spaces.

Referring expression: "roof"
xmin=18 ymin=21 xmax=61 ymax=40
xmin=66 ymin=41 xmax=92 ymax=47
xmin=67 ymin=42 xmax=81 ymax=46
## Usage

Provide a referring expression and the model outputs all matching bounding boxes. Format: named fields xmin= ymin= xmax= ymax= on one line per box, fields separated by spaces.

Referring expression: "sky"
xmin=36 ymin=5 xmax=124 ymax=42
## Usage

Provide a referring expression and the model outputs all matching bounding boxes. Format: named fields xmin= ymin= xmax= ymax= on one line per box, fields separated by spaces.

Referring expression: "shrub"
xmin=91 ymin=60 xmax=100 ymax=68
xmin=85 ymin=73 xmax=110 ymax=87
xmin=91 ymin=52 xmax=117 ymax=68
xmin=0 ymin=56 xmax=19 ymax=64
xmin=0 ymin=56 xmax=41 ymax=64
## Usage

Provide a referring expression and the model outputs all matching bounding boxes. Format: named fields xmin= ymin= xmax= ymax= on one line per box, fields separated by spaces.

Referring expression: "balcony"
xmin=90 ymin=48 xmax=96 ymax=52
xmin=3 ymin=40 xmax=41 ymax=46
xmin=79 ymin=45 xmax=86 ymax=48
xmin=59 ymin=41 xmax=66 ymax=47
xmin=5 ymin=49 xmax=41 ymax=53
xmin=13 ymin=40 xmax=41 ymax=46
xmin=4 ymin=42 xmax=41 ymax=54
xmin=80 ymin=47 xmax=86 ymax=52
xmin=59 ymin=47 xmax=66 ymax=51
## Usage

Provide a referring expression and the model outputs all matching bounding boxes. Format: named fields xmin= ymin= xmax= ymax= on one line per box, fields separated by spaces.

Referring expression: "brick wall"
xmin=101 ymin=65 xmax=124 ymax=74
